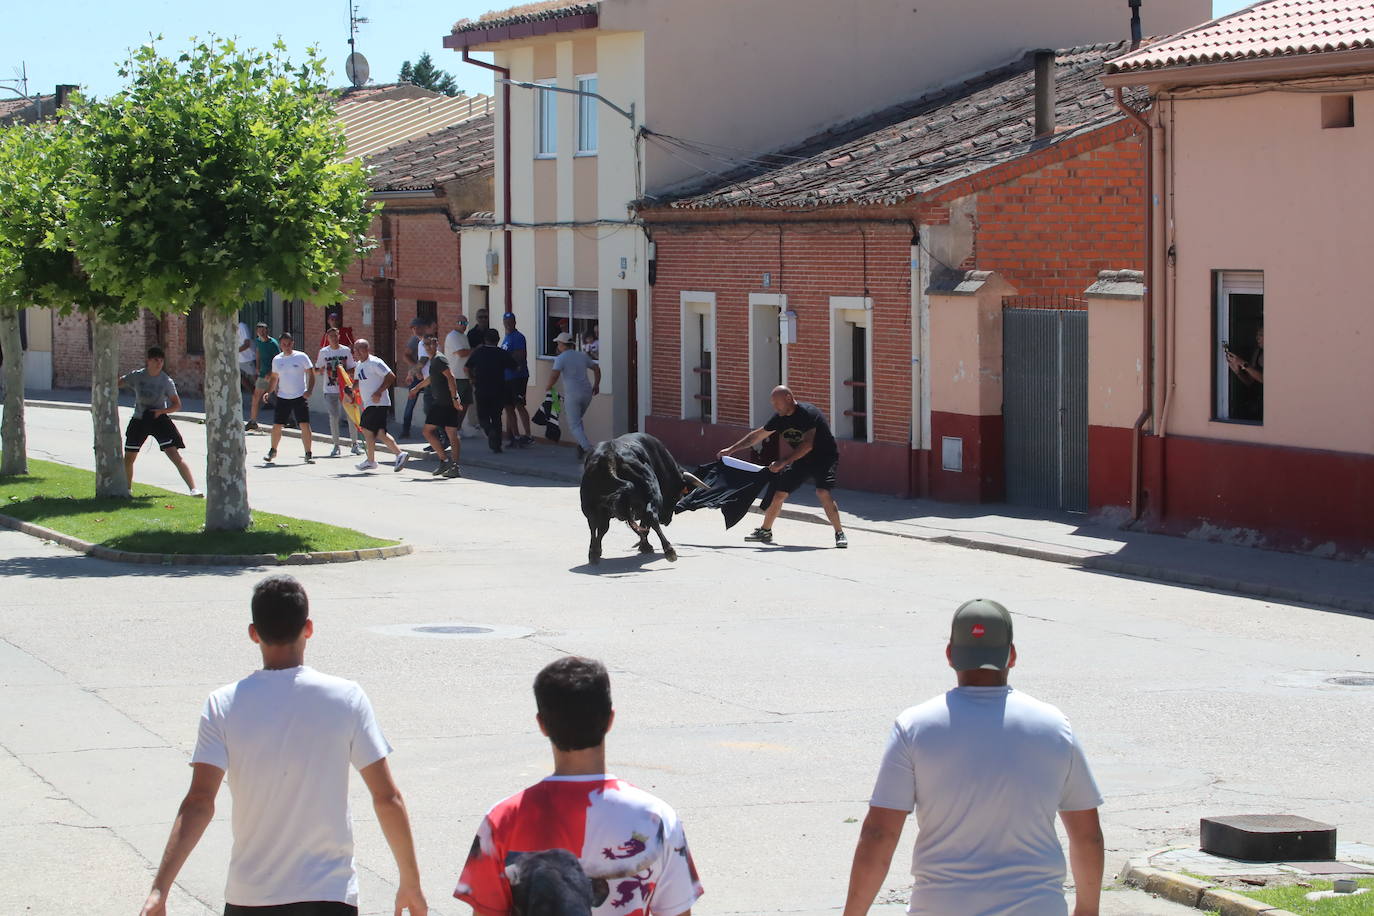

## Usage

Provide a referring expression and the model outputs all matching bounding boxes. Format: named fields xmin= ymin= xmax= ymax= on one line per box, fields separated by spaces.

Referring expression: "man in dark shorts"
xmin=119 ymin=347 xmax=201 ymax=496
xmin=406 ymin=334 xmax=463 ymax=478
xmin=352 ymin=339 xmax=408 ymax=472
xmin=262 ymin=331 xmax=316 ymax=464
xmin=466 ymin=328 xmax=516 ymax=453
xmin=717 ymin=385 xmax=848 ymax=548
xmin=245 ymin=323 xmax=280 ymax=432
xmin=500 ymin=311 xmax=533 ymax=448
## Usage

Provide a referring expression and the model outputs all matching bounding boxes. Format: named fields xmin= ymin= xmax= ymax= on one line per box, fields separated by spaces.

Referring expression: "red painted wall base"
xmin=928 ymin=411 xmax=1004 ymax=502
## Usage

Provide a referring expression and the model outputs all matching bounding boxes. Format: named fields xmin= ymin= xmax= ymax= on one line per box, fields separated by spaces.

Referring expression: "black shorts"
xmin=359 ymin=405 xmax=390 ymax=434
xmin=224 ymin=903 xmax=357 ymax=916
xmin=273 ymin=396 xmax=310 ymax=427
xmin=455 ymin=378 xmax=474 ymax=407
xmin=124 ymin=414 xmax=185 ymax=452
xmin=776 ymin=454 xmax=839 ymax=493
xmin=425 ymin=399 xmax=461 ymax=428
xmin=505 ymin=377 xmax=528 ymax=407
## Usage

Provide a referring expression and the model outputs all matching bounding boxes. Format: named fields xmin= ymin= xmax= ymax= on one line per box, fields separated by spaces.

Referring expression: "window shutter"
xmin=1219 ymin=271 xmax=1264 ymax=293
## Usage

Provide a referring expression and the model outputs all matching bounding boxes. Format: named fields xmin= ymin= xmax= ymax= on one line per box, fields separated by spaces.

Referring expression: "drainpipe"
xmin=462 ymin=49 xmax=514 ymax=315
xmin=1114 ymin=87 xmax=1154 ymax=522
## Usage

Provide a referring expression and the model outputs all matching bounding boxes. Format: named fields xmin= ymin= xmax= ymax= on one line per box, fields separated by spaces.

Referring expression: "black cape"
xmin=676 ymin=459 xmax=774 ymax=529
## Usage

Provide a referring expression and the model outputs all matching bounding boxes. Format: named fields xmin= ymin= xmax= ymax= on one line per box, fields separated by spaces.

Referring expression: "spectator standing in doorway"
xmin=842 ymin=599 xmax=1104 ymax=916
xmin=119 ymin=347 xmax=201 ymax=496
xmin=245 ymin=323 xmax=280 ymax=432
xmin=315 ymin=327 xmax=361 ymax=458
xmin=263 ymin=331 xmax=315 ymax=464
xmin=717 ymin=385 xmax=848 ymax=548
xmin=352 ymin=338 xmax=408 ymax=473
xmin=454 ymin=656 xmax=703 ymax=916
xmin=466 ymin=328 xmax=516 ymax=453
xmin=319 ymin=310 xmax=355 ymax=350
xmin=542 ymin=332 xmax=600 ymax=460
xmin=500 ymin=312 xmax=533 ymax=448
xmin=137 ymin=575 xmax=427 ymax=916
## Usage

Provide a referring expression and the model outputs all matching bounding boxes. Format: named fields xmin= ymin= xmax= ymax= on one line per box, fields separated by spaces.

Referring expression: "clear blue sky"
xmin=2 ymin=0 xmax=1255 ymax=102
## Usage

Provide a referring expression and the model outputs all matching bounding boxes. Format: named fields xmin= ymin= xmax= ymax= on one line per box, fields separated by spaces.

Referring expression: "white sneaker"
xmin=329 ymin=445 xmax=342 ymax=458
xmin=189 ymin=488 xmax=204 ymax=498
xmin=356 ymin=459 xmax=379 ymax=471
xmin=393 ymin=452 xmax=409 ymax=472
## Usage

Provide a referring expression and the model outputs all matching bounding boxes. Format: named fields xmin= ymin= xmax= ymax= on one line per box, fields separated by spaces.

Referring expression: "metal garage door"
xmin=1002 ymin=300 xmax=1088 ymax=512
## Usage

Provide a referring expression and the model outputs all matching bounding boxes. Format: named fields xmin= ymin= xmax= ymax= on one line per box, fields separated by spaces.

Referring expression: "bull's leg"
xmin=633 ymin=519 xmax=653 ymax=554
xmin=588 ymin=517 xmax=609 ymax=565
xmin=646 ymin=518 xmax=678 ymax=562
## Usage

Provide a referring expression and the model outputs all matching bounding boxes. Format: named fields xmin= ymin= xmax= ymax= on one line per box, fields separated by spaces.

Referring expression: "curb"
xmin=0 ymin=513 xmax=412 ymax=567
xmin=1120 ymin=856 xmax=1302 ymax=916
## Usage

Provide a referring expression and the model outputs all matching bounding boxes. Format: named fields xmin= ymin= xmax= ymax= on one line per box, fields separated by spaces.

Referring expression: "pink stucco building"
xmin=1103 ymin=0 xmax=1374 ymax=556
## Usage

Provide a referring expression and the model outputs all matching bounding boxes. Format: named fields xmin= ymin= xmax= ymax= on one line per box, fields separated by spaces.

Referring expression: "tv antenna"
xmin=345 ymin=2 xmax=370 ymax=87
xmin=1 ymin=61 xmax=31 ymax=100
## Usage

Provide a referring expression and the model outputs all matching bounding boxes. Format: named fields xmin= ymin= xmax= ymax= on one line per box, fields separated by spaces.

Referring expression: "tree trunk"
xmin=91 ymin=317 xmax=130 ymax=498
xmin=0 ymin=310 xmax=27 ymax=476
xmin=203 ymin=308 xmax=251 ymax=530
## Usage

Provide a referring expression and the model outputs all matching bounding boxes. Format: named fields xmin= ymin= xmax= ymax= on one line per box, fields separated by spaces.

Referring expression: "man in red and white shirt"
xmin=455 ymin=657 xmax=703 ymax=916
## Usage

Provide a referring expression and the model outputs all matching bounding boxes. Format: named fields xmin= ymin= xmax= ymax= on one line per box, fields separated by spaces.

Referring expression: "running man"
xmin=315 ymin=326 xmax=361 ymax=458
xmin=263 ymin=331 xmax=315 ymax=464
xmin=717 ymin=385 xmax=848 ymax=548
xmin=500 ymin=311 xmax=533 ymax=448
xmin=352 ymin=339 xmax=409 ymax=473
xmin=406 ymin=334 xmax=463 ymax=478
xmin=542 ymin=332 xmax=600 ymax=460
xmin=245 ymin=323 xmax=280 ymax=432
xmin=119 ymin=347 xmax=201 ymax=496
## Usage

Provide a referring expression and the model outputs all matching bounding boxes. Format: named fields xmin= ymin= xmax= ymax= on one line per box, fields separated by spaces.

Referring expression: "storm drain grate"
xmin=1327 ymin=676 xmax=1374 ymax=687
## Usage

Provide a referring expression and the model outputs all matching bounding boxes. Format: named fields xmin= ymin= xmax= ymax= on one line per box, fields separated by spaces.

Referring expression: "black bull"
xmin=580 ymin=433 xmax=706 ymax=565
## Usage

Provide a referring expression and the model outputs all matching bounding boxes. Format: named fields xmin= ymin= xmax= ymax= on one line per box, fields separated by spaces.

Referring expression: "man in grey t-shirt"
xmin=842 ymin=600 xmax=1104 ymax=916
xmin=119 ymin=347 xmax=201 ymax=496
xmin=542 ymin=332 xmax=600 ymax=458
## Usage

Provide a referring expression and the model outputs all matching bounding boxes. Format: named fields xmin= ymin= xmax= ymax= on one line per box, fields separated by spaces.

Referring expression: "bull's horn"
xmin=683 ymin=471 xmax=709 ymax=491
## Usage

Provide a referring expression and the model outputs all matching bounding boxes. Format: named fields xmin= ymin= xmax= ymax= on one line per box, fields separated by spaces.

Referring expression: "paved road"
xmin=5 ymin=406 xmax=1373 ymax=916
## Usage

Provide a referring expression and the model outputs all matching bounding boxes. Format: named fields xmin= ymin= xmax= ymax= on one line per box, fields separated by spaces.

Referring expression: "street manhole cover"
xmin=369 ymin=622 xmax=533 ymax=640
xmin=1326 ymin=676 xmax=1374 ymax=687
xmin=415 ymin=625 xmax=493 ymax=635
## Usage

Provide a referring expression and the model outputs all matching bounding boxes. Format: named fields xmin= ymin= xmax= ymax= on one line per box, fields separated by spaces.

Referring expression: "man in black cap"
xmin=842 ymin=599 xmax=1105 ymax=916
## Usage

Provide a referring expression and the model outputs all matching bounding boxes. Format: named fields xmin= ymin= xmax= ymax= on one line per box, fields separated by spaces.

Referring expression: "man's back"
xmin=193 ymin=666 xmax=391 ymax=907
xmin=467 ymin=346 xmax=513 ymax=391
xmin=456 ymin=775 xmax=702 ymax=916
xmin=870 ymin=687 xmax=1101 ymax=916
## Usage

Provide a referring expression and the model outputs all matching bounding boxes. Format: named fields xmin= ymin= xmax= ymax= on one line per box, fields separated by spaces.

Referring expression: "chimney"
xmin=1129 ymin=0 xmax=1143 ymax=50
xmin=1033 ymin=50 xmax=1056 ymax=138
xmin=55 ymin=84 xmax=78 ymax=110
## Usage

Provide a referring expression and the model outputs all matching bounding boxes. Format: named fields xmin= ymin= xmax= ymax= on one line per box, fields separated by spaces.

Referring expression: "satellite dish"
xmin=345 ymin=52 xmax=370 ymax=88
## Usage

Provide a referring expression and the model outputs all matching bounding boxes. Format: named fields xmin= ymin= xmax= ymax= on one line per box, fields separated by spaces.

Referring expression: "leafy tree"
xmin=0 ymin=121 xmax=135 ymax=492
xmin=398 ymin=52 xmax=460 ymax=96
xmin=64 ymin=38 xmax=375 ymax=529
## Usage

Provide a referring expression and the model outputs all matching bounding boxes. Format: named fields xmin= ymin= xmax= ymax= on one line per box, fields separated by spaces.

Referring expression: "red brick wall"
xmin=53 ymin=311 xmax=160 ymax=389
xmin=649 ymin=223 xmax=914 ymax=445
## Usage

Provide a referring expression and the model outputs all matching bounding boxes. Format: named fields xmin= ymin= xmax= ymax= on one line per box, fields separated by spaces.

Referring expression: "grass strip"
xmin=1233 ymin=877 xmax=1374 ymax=915
xmin=1 ymin=459 xmax=398 ymax=559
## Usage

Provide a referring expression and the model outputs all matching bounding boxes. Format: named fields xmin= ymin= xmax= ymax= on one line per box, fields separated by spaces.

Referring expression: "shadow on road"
xmin=0 ymin=553 xmax=247 ymax=580
xmin=569 ymin=551 xmax=674 ymax=576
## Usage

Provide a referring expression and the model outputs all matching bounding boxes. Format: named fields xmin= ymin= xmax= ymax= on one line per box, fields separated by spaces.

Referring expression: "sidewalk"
xmin=24 ymin=389 xmax=1374 ymax=614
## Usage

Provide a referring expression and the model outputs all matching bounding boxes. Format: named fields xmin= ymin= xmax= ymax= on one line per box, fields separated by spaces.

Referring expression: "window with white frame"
xmin=1213 ymin=270 xmax=1264 ymax=424
xmin=577 ymin=75 xmax=598 ymax=154
xmin=539 ymin=289 xmax=599 ymax=358
xmin=680 ymin=295 xmax=716 ymax=423
xmin=536 ymin=79 xmax=557 ymax=157
xmin=830 ymin=297 xmax=873 ymax=442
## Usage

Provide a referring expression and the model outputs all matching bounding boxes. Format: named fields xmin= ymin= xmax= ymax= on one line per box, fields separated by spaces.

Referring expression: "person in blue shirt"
xmin=500 ymin=312 xmax=533 ymax=448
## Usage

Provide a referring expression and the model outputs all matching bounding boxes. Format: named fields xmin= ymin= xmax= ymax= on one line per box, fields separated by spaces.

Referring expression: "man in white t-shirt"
xmin=263 ymin=331 xmax=316 ymax=464
xmin=443 ymin=314 xmax=478 ymax=438
xmin=138 ymin=575 xmax=427 ymax=916
xmin=315 ymin=327 xmax=361 ymax=458
xmin=843 ymin=600 xmax=1104 ymax=916
xmin=542 ymin=332 xmax=601 ymax=459
xmin=237 ymin=321 xmax=257 ymax=398
xmin=352 ymin=338 xmax=408 ymax=473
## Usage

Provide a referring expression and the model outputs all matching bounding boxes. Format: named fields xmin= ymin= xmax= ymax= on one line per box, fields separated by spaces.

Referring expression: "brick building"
xmin=641 ymin=43 xmax=1148 ymax=500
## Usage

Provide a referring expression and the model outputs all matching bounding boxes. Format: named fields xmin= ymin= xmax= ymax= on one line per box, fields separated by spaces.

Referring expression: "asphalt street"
xmin=4 ymin=405 xmax=1373 ymax=916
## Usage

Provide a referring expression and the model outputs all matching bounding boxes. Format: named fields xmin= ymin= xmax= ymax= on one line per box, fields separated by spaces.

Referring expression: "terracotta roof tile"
xmin=660 ymin=42 xmax=1141 ymax=211
xmin=0 ymin=94 xmax=56 ymax=126
xmin=1110 ymin=0 xmax=1374 ymax=72
xmin=452 ymin=2 xmax=598 ymax=34
xmin=364 ymin=111 xmax=495 ymax=192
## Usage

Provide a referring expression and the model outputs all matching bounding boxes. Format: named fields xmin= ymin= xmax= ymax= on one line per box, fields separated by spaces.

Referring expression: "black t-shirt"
xmin=765 ymin=402 xmax=839 ymax=463
xmin=423 ymin=354 xmax=452 ymax=409
xmin=467 ymin=326 xmax=487 ymax=351
xmin=466 ymin=345 xmax=515 ymax=392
